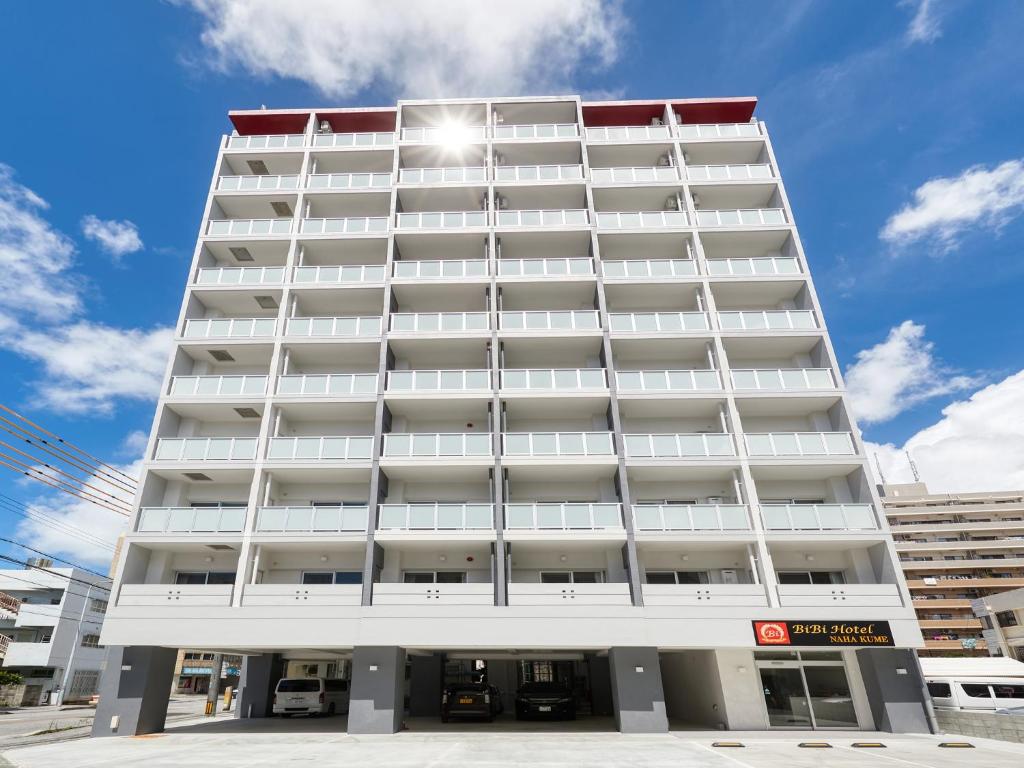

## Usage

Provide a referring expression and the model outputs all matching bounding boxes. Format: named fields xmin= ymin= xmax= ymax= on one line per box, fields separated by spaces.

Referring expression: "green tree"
xmin=0 ymin=669 xmax=24 ymax=687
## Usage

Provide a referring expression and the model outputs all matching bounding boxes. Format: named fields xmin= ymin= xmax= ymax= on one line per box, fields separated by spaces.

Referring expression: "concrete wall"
xmin=714 ymin=650 xmax=769 ymax=729
xmin=661 ymin=650 xmax=726 ymax=728
xmin=855 ymin=648 xmax=932 ymax=734
xmin=935 ymin=708 xmax=1024 ymax=743
xmin=92 ymin=646 xmax=178 ymax=737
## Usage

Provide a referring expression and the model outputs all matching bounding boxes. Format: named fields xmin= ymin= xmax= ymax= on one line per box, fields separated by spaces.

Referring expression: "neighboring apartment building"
xmin=171 ymin=650 xmax=242 ymax=694
xmin=0 ymin=562 xmax=110 ymax=705
xmin=94 ymin=95 xmax=931 ymax=737
xmin=882 ymin=483 xmax=1024 ymax=657
xmin=971 ymin=587 xmax=1024 ymax=661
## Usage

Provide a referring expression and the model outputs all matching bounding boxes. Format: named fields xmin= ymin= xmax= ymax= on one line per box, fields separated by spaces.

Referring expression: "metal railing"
xmin=206 ymin=218 xmax=292 ymax=236
xmin=293 ymin=264 xmax=387 ymax=284
xmin=398 ymin=167 xmax=487 ymax=184
xmin=137 ymin=506 xmax=246 ymax=533
xmin=744 ymin=432 xmax=857 ymax=457
xmin=502 ymin=432 xmax=615 ymax=457
xmin=493 ymin=123 xmax=579 ymax=139
xmin=633 ymin=504 xmax=751 ymax=531
xmin=266 ymin=436 xmax=374 ymax=461
xmin=505 ymin=503 xmax=622 ymax=530
xmin=0 ymin=592 xmax=20 ymax=615
xmin=497 ymin=258 xmax=593 ymax=277
xmin=169 ymin=375 xmax=268 ymax=397
xmin=392 ymin=259 xmax=488 ymax=279
xmin=686 ymin=164 xmax=774 ymax=181
xmin=705 ymin=256 xmax=800 ymax=276
xmin=276 ymin=373 xmax=378 ymax=396
xmin=586 ymin=125 xmax=672 ymax=141
xmin=616 ymin=369 xmax=721 ymax=391
xmin=717 ymin=310 xmax=817 ymax=331
xmin=386 ymin=369 xmax=491 ymax=391
xmin=311 ymin=131 xmax=394 ymax=148
xmin=382 ymin=433 xmax=492 ymax=457
xmin=377 ymin=503 xmax=494 ymax=530
xmin=255 ymin=505 xmax=369 ymax=532
xmin=602 ymin=259 xmax=697 ymax=279
xmin=216 ymin=174 xmax=300 ymax=191
xmin=195 ymin=266 xmax=286 ymax=286
xmin=499 ymin=310 xmax=600 ymax=331
xmin=226 ymin=134 xmax=305 ymax=150
xmin=396 ymin=211 xmax=488 ymax=228
xmin=285 ymin=316 xmax=382 ymax=337
xmin=389 ymin=312 xmax=490 ymax=333
xmin=400 ymin=125 xmax=488 ymax=143
xmin=675 ymin=123 xmax=761 ymax=139
xmin=154 ymin=437 xmax=258 ymax=461
xmin=761 ymin=503 xmax=878 ymax=531
xmin=307 ymin=172 xmax=392 ymax=190
xmin=623 ymin=433 xmax=735 ymax=458
xmin=596 ymin=211 xmax=689 ymax=228
xmin=500 ymin=368 xmax=607 ymax=390
xmin=300 ymin=217 xmax=389 ymax=234
xmin=608 ymin=312 xmax=709 ymax=333
xmin=182 ymin=317 xmax=276 ymax=339
xmin=591 ymin=167 xmax=679 ymax=183
xmin=493 ymin=165 xmax=584 ymax=182
xmin=730 ymin=369 xmax=836 ymax=390
xmin=496 ymin=209 xmax=590 ymax=227
xmin=695 ymin=208 xmax=787 ymax=227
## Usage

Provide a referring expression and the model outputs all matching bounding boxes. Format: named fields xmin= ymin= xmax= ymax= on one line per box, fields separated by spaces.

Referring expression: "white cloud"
xmin=905 ymin=0 xmax=943 ymax=43
xmin=81 ymin=214 xmax=143 ymax=259
xmin=179 ymin=0 xmax=626 ymax=98
xmin=845 ymin=320 xmax=979 ymax=424
xmin=880 ymin=159 xmax=1024 ymax=248
xmin=866 ymin=370 xmax=1024 ymax=493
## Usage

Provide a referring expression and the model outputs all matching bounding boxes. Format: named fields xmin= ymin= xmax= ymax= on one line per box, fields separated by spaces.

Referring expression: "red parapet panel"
xmin=581 ymin=103 xmax=668 ymax=127
xmin=314 ymin=109 xmax=397 ymax=133
xmin=229 ymin=111 xmax=312 ymax=136
xmin=673 ymin=98 xmax=757 ymax=125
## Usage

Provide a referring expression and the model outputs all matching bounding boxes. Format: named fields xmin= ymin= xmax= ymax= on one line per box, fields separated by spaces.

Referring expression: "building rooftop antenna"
xmin=905 ymin=449 xmax=920 ymax=482
xmin=873 ymin=453 xmax=887 ymax=484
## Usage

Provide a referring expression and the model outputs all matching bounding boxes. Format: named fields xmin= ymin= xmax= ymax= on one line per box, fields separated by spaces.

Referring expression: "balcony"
xmin=307 ymin=172 xmax=391 ymax=190
xmin=293 ymin=264 xmax=387 ymax=284
xmin=731 ymin=369 xmax=836 ymax=391
xmin=168 ymin=374 xmax=268 ymax=397
xmin=226 ymin=134 xmax=305 ymax=150
xmin=400 ymin=125 xmax=487 ymax=143
xmin=642 ymin=583 xmax=768 ymax=607
xmin=136 ymin=506 xmax=246 ymax=534
xmin=285 ymin=316 xmax=382 ymax=338
xmin=0 ymin=592 xmax=20 ymax=618
xmin=624 ymin=433 xmax=735 ymax=459
xmin=608 ymin=312 xmax=709 ymax=334
xmin=277 ymin=373 xmax=378 ymax=397
xmin=386 ymin=369 xmax=490 ymax=392
xmin=686 ymin=164 xmax=774 ymax=182
xmin=586 ymin=125 xmax=671 ymax=142
xmin=633 ymin=503 xmax=751 ymax=532
xmin=183 ymin=317 xmax=276 ymax=339
xmin=311 ymin=131 xmax=394 ymax=148
xmin=377 ymin=503 xmax=494 ymax=531
xmin=500 ymin=368 xmax=607 ymax=391
xmin=0 ymin=633 xmax=8 ymax=658
xmin=382 ymin=433 xmax=492 ymax=458
xmin=497 ymin=258 xmax=593 ymax=278
xmin=154 ymin=437 xmax=257 ymax=462
xmin=2 ymin=640 xmax=58 ymax=668
xmin=717 ymin=310 xmax=817 ymax=331
xmin=505 ymin=502 xmax=623 ymax=531
xmin=373 ymin=582 xmax=494 ymax=606
xmin=775 ymin=584 xmax=904 ymax=608
xmin=117 ymin=584 xmax=234 ymax=607
xmin=694 ymin=208 xmax=786 ymax=227
xmin=241 ymin=583 xmax=362 ymax=607
xmin=596 ymin=211 xmax=688 ymax=229
xmin=496 ymin=209 xmax=589 ymax=227
xmin=206 ymin=218 xmax=292 ymax=237
xmin=676 ymin=123 xmax=761 ymax=140
xmin=266 ymin=436 xmax=374 ymax=461
xmin=493 ymin=123 xmax=579 ymax=140
xmin=507 ymin=582 xmax=632 ymax=606
xmin=216 ymin=174 xmax=300 ymax=192
xmin=499 ymin=310 xmax=600 ymax=332
xmin=392 ymin=260 xmax=488 ymax=280
xmin=195 ymin=266 xmax=286 ymax=286
xmin=591 ymin=167 xmax=679 ymax=184
xmin=503 ymin=432 xmax=615 ymax=458
xmin=254 ymin=505 xmax=369 ymax=533
xmin=494 ymin=165 xmax=583 ymax=182
xmin=398 ymin=167 xmax=487 ymax=184
xmin=300 ymin=216 xmax=389 ymax=235
xmin=396 ymin=211 xmax=487 ymax=229
xmin=389 ymin=312 xmax=490 ymax=334
xmin=616 ymin=369 xmax=721 ymax=392
xmin=745 ymin=432 xmax=856 ymax=458
xmin=762 ymin=503 xmax=878 ymax=531
xmin=705 ymin=256 xmax=801 ymax=277
xmin=602 ymin=259 xmax=697 ymax=280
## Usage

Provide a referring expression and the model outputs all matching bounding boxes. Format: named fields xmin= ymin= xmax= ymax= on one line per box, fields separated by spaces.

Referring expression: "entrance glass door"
xmin=759 ymin=667 xmax=812 ymax=727
xmin=803 ymin=666 xmax=857 ymax=727
xmin=756 ymin=652 xmax=858 ymax=729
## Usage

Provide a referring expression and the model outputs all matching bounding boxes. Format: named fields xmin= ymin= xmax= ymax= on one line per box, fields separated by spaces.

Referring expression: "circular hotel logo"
xmin=754 ymin=621 xmax=791 ymax=645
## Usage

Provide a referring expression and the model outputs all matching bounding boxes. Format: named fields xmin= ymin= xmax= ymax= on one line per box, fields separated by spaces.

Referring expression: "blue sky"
xmin=1 ymin=0 xmax=1023 ymax=567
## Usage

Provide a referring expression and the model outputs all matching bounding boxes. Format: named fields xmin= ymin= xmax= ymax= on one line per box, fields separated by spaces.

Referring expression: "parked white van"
xmin=926 ymin=678 xmax=1024 ymax=711
xmin=273 ymin=677 xmax=350 ymax=717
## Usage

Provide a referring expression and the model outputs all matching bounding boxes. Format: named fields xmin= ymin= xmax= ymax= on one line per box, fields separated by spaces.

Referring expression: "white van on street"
xmin=926 ymin=677 xmax=1024 ymax=712
xmin=272 ymin=677 xmax=350 ymax=717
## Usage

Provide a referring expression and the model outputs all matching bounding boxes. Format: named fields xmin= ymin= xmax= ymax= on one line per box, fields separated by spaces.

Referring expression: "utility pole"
xmin=205 ymin=653 xmax=224 ymax=716
xmin=56 ymin=583 xmax=91 ymax=707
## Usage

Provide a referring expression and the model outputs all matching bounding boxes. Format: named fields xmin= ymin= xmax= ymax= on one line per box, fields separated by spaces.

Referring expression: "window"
xmin=997 ymin=611 xmax=1019 ymax=628
xmin=81 ymin=634 xmax=102 ymax=648
xmin=960 ymin=683 xmax=992 ymax=698
xmin=301 ymin=571 xmax=363 ymax=585
xmin=776 ymin=570 xmax=845 ymax=585
xmin=301 ymin=572 xmax=333 ymax=585
xmin=68 ymin=670 xmax=100 ymax=699
xmin=89 ymin=598 xmax=108 ymax=614
xmin=927 ymin=682 xmax=951 ymax=698
xmin=402 ymin=572 xmax=466 ymax=584
xmin=645 ymin=571 xmax=709 ymax=585
xmin=539 ymin=571 xmax=603 ymax=584
xmin=992 ymin=684 xmax=1024 ymax=699
xmin=174 ymin=572 xmax=235 ymax=585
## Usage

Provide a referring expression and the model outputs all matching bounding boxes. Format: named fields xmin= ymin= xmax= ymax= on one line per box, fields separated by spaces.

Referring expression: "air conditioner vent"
xmin=270 ymin=201 xmax=293 ymax=217
xmin=228 ymin=247 xmax=254 ymax=262
xmin=183 ymin=473 xmax=213 ymax=482
xmin=209 ymin=350 xmax=235 ymax=362
xmin=233 ymin=407 xmax=261 ymax=419
xmin=206 ymin=544 xmax=235 ymax=551
xmin=254 ymin=295 xmax=278 ymax=309
xmin=246 ymin=160 xmax=270 ymax=175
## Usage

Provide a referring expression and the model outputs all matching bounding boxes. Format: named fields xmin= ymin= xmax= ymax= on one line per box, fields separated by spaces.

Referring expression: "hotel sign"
xmin=753 ymin=620 xmax=894 ymax=647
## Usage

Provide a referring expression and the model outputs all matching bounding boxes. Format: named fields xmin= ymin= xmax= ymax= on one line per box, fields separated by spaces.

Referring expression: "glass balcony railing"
xmin=285 ymin=316 xmax=382 ymax=337
xmin=183 ymin=317 xmax=276 ymax=339
xmin=311 ymin=131 xmax=394 ymax=148
xmin=392 ymin=259 xmax=488 ymax=279
xmin=216 ymin=174 xmax=300 ymax=191
xmin=730 ymin=368 xmax=836 ymax=390
xmin=717 ymin=310 xmax=817 ymax=331
xmin=493 ymin=165 xmax=584 ymax=182
xmin=137 ymin=506 xmax=246 ymax=534
xmin=266 ymin=436 xmax=374 ymax=461
xmin=300 ymin=217 xmax=389 ymax=234
xmin=195 ymin=266 xmax=286 ymax=286
xmin=276 ymin=373 xmax=378 ymax=396
xmin=602 ymin=259 xmax=697 ymax=279
xmin=503 ymin=432 xmax=615 ymax=457
xmin=499 ymin=310 xmax=600 ymax=332
xmin=400 ymin=125 xmax=488 ymax=143
xmin=169 ymin=375 xmax=268 ymax=397
xmin=398 ymin=167 xmax=487 ymax=184
xmin=615 ymin=369 xmax=721 ymax=391
xmin=396 ymin=211 xmax=487 ymax=229
xmin=505 ymin=502 xmax=622 ymax=530
xmin=389 ymin=312 xmax=489 ymax=333
xmin=591 ymin=167 xmax=679 ymax=184
xmin=226 ymin=134 xmax=305 ymax=150
xmin=500 ymin=368 xmax=607 ymax=390
xmin=596 ymin=211 xmax=688 ymax=228
xmin=386 ymin=369 xmax=490 ymax=391
xmin=761 ymin=503 xmax=878 ymax=531
xmin=497 ymin=258 xmax=593 ymax=277
xmin=608 ymin=312 xmax=709 ymax=333
xmin=255 ymin=505 xmax=369 ymax=532
xmin=676 ymin=123 xmax=761 ymax=139
xmin=292 ymin=264 xmax=387 ymax=284
xmin=705 ymin=256 xmax=800 ymax=277
xmin=695 ymin=208 xmax=786 ymax=227
xmin=382 ymin=433 xmax=492 ymax=458
xmin=154 ymin=437 xmax=258 ymax=462
xmin=745 ymin=432 xmax=857 ymax=458
xmin=633 ymin=503 xmax=751 ymax=531
xmin=686 ymin=164 xmax=774 ymax=181
xmin=377 ymin=503 xmax=494 ymax=530
xmin=585 ymin=125 xmax=671 ymax=141
xmin=207 ymin=218 xmax=292 ymax=236
xmin=496 ymin=209 xmax=590 ymax=227
xmin=624 ymin=433 xmax=735 ymax=458
xmin=493 ymin=123 xmax=579 ymax=140
xmin=307 ymin=172 xmax=392 ymax=190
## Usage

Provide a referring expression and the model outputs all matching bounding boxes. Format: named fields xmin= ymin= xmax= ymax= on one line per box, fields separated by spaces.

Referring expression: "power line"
xmin=0 ymin=456 xmax=131 ymax=517
xmin=0 ymin=497 xmax=118 ymax=553
xmin=0 ymin=554 xmax=111 ymax=594
xmin=0 ymin=450 xmax=133 ymax=514
xmin=0 ymin=438 xmax=135 ymax=509
xmin=0 ymin=568 xmax=110 ymax=611
xmin=0 ymin=537 xmax=112 ymax=581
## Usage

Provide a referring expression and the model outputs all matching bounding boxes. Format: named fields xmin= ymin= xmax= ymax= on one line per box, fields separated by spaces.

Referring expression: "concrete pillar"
xmin=855 ymin=648 xmax=933 ymax=734
xmin=348 ymin=646 xmax=406 ymax=733
xmin=408 ymin=653 xmax=443 ymax=717
xmin=235 ymin=653 xmax=284 ymax=719
xmin=608 ymin=647 xmax=668 ymax=733
xmin=91 ymin=646 xmax=178 ymax=737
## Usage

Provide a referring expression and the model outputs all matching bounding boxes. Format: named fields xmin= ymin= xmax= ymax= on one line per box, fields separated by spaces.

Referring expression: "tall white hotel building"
xmin=95 ymin=96 xmax=933 ymax=736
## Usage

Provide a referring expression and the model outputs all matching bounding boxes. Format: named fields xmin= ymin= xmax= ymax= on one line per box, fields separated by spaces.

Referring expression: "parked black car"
xmin=441 ymin=682 xmax=503 ymax=722
xmin=514 ymin=682 xmax=576 ymax=720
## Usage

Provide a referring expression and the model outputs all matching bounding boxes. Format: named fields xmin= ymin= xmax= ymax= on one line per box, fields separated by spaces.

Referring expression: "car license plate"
xmin=459 ymin=697 xmax=474 ymax=704
xmin=538 ymin=705 xmax=552 ymax=712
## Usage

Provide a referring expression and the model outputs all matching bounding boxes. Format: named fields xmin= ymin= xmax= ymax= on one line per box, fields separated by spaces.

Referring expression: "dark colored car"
xmin=514 ymin=682 xmax=576 ymax=720
xmin=441 ymin=682 xmax=503 ymax=722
